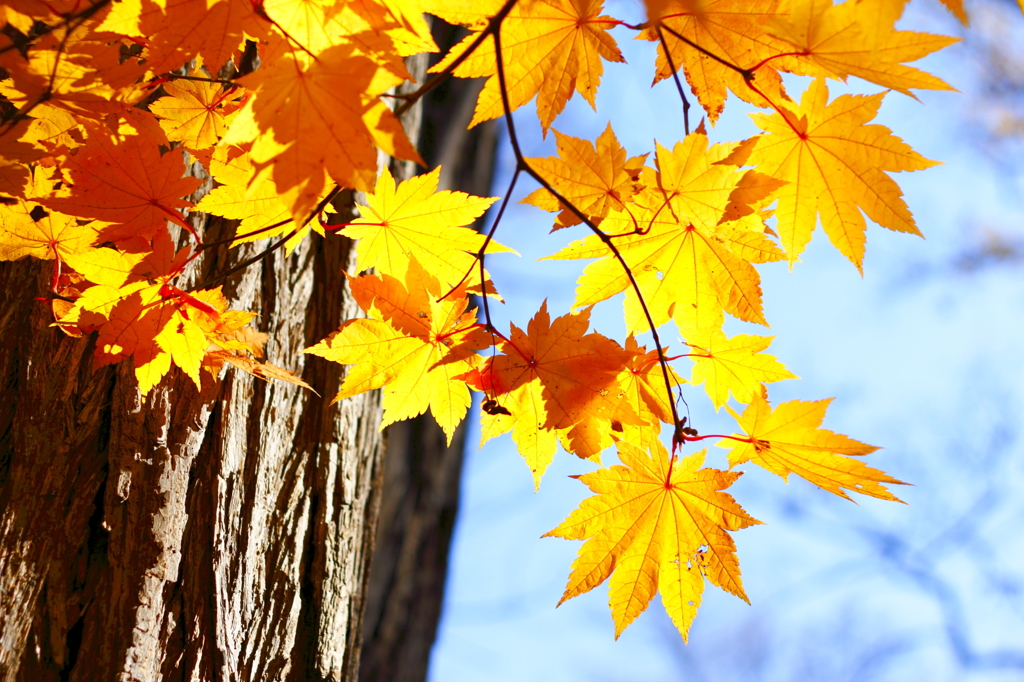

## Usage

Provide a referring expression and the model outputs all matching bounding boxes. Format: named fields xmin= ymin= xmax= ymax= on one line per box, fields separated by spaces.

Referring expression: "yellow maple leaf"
xmin=340 ymin=166 xmax=512 ymax=289
xmin=304 ymin=258 xmax=490 ymax=444
xmin=547 ymin=133 xmax=776 ymax=339
xmin=722 ymin=394 xmax=906 ymax=501
xmin=256 ymin=0 xmax=435 ymax=66
xmin=769 ymin=0 xmax=958 ymax=96
xmin=428 ymin=0 xmax=624 ymax=133
xmin=150 ymin=79 xmax=243 ymax=150
xmin=425 ymin=0 xmax=506 ymax=29
xmin=747 ymin=78 xmax=937 ymax=270
xmin=0 ymin=171 xmax=100 ymax=264
xmin=522 ymin=123 xmax=647 ymax=229
xmin=643 ymin=0 xmax=794 ymax=123
xmin=545 ymin=442 xmax=761 ymax=640
xmin=18 ymin=106 xmax=84 ymax=162
xmin=195 ymin=146 xmax=324 ymax=254
xmin=686 ymin=330 xmax=796 ymax=409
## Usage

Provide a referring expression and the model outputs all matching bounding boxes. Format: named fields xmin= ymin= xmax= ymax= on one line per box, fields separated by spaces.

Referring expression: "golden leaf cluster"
xmin=0 ymin=0 xmax=966 ymax=641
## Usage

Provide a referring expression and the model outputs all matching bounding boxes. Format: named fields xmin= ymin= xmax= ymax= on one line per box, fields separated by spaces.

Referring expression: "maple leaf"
xmin=522 ymin=123 xmax=647 ymax=229
xmin=227 ymin=40 xmax=422 ymax=220
xmin=256 ymin=0 xmax=436 ymax=67
xmin=686 ymin=329 xmax=796 ymax=409
xmin=339 ymin=166 xmax=513 ymax=289
xmin=769 ymin=0 xmax=958 ymax=96
xmin=614 ymin=335 xmax=686 ymax=452
xmin=722 ymin=394 xmax=906 ymax=501
xmin=44 ymin=132 xmax=202 ymax=246
xmin=747 ymin=78 xmax=937 ymax=270
xmin=91 ymin=285 xmax=201 ymax=394
xmin=188 ymin=287 xmax=312 ymax=389
xmin=643 ymin=0 xmax=794 ymax=123
xmin=17 ymin=106 xmax=84 ymax=162
xmin=425 ymin=0 xmax=506 ymax=29
xmin=304 ymin=258 xmax=491 ymax=444
xmin=64 ymin=232 xmax=204 ymax=392
xmin=545 ymin=442 xmax=761 ymax=640
xmin=0 ymin=29 xmax=142 ymax=120
xmin=428 ymin=0 xmax=625 ymax=133
xmin=0 ymin=171 xmax=100 ymax=264
xmin=195 ymin=146 xmax=324 ymax=254
xmin=461 ymin=302 xmax=642 ymax=487
xmin=547 ymin=130 xmax=781 ymax=337
xmin=150 ymin=79 xmax=243 ymax=151
xmin=132 ymin=0 xmax=259 ymax=77
xmin=938 ymin=0 xmax=968 ymax=25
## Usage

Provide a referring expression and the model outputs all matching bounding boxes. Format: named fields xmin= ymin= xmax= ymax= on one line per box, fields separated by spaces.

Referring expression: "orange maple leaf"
xmin=462 ymin=302 xmax=642 ymax=486
xmin=545 ymin=442 xmax=761 ymax=640
xmin=428 ymin=0 xmax=625 ymax=133
xmin=191 ymin=287 xmax=311 ymax=390
xmin=228 ymin=40 xmax=422 ymax=220
xmin=722 ymin=394 xmax=906 ymax=501
xmin=747 ymin=78 xmax=938 ymax=270
xmin=74 ymin=233 xmax=214 ymax=393
xmin=304 ymin=258 xmax=491 ymax=444
xmin=44 ymin=132 xmax=202 ymax=245
xmin=132 ymin=0 xmax=258 ymax=77
xmin=0 ymin=29 xmax=142 ymax=120
xmin=614 ymin=335 xmax=686 ymax=452
xmin=92 ymin=286 xmax=206 ymax=395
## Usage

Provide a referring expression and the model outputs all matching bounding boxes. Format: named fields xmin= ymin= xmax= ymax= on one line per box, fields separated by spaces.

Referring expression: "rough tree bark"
xmin=0 ymin=21 xmax=496 ymax=682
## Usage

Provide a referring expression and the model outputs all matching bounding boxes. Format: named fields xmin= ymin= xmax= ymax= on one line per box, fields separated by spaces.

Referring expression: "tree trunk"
xmin=0 ymin=67 xmax=423 ymax=682
xmin=0 ymin=19 xmax=496 ymax=682
xmin=0 ymin=190 xmax=384 ymax=682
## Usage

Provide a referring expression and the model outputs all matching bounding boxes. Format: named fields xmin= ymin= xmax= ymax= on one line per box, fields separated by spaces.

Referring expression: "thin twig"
xmin=660 ymin=23 xmax=754 ymax=81
xmin=393 ymin=0 xmax=520 ymax=118
xmin=197 ymin=186 xmax=342 ymax=289
xmin=656 ymin=24 xmax=691 ymax=136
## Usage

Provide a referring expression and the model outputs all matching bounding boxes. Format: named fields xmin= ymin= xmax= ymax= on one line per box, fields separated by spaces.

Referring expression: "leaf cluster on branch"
xmin=0 ymin=0 xmax=970 ymax=641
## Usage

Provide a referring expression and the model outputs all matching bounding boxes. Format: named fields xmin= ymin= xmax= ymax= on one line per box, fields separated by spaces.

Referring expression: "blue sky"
xmin=428 ymin=2 xmax=1024 ymax=680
